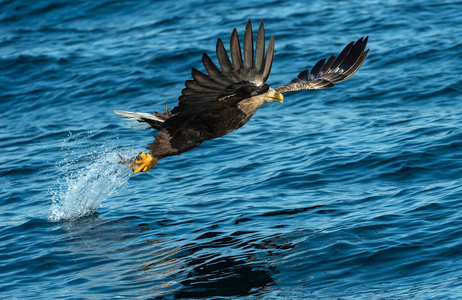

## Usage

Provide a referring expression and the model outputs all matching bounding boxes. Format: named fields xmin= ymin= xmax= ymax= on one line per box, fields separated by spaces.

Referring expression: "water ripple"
xmin=1 ymin=0 xmax=462 ymax=298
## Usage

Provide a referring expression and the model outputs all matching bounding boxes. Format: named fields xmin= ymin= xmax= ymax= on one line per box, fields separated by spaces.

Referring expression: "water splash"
xmin=49 ymin=134 xmax=137 ymax=221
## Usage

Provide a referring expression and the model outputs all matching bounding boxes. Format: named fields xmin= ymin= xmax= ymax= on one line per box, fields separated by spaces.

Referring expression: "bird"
xmin=114 ymin=20 xmax=369 ymax=174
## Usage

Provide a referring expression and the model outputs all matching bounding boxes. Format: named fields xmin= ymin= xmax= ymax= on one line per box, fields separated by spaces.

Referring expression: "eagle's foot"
xmin=133 ymin=152 xmax=158 ymax=173
xmin=118 ymin=152 xmax=158 ymax=173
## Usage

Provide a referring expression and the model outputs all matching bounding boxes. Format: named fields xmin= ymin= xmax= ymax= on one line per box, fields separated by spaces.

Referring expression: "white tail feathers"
xmin=113 ymin=110 xmax=164 ymax=129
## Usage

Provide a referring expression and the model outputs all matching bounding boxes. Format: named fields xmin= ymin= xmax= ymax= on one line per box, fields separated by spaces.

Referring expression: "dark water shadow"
xmin=171 ymin=255 xmax=276 ymax=299
xmin=134 ymin=224 xmax=298 ymax=299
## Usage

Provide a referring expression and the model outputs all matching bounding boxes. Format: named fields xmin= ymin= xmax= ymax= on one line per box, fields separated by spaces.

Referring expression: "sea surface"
xmin=1 ymin=0 xmax=462 ymax=299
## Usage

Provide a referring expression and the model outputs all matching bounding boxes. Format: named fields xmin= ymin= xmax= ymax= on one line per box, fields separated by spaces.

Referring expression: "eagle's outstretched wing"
xmin=114 ymin=20 xmax=371 ymax=174
xmin=171 ymin=20 xmax=275 ymax=115
xmin=275 ymin=37 xmax=369 ymax=94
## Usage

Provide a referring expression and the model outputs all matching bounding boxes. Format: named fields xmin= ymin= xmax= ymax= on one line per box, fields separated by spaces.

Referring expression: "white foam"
xmin=48 ymin=137 xmax=137 ymax=222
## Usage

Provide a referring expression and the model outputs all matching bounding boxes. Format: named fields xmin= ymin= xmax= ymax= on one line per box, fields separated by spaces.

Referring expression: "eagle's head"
xmin=265 ymin=88 xmax=284 ymax=103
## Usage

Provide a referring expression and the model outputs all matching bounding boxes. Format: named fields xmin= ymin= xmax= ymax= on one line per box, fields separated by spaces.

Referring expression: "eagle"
xmin=114 ymin=20 xmax=369 ymax=173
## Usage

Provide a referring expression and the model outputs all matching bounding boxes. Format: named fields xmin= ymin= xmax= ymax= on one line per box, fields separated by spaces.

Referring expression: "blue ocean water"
xmin=1 ymin=0 xmax=462 ymax=298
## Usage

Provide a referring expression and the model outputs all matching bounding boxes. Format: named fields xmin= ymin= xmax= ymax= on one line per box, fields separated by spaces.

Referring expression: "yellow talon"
xmin=133 ymin=152 xmax=158 ymax=174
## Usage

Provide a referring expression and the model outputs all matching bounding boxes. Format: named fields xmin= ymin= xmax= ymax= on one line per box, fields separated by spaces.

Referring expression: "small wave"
xmin=48 ymin=134 xmax=136 ymax=221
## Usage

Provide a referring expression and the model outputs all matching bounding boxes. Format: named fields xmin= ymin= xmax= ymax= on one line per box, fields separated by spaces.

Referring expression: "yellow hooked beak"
xmin=267 ymin=89 xmax=284 ymax=103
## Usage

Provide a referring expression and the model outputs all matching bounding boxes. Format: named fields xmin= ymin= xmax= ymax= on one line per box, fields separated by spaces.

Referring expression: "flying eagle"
xmin=114 ymin=20 xmax=369 ymax=173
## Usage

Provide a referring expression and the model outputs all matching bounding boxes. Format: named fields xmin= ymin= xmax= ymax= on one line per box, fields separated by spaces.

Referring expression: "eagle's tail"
xmin=113 ymin=104 xmax=172 ymax=130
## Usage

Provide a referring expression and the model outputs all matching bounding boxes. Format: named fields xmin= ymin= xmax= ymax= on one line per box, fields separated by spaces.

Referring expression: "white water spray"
xmin=48 ymin=134 xmax=138 ymax=221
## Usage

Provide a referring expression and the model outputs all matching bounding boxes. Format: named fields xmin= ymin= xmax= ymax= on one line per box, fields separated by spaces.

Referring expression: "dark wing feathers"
xmin=191 ymin=68 xmax=223 ymax=90
xmin=216 ymin=38 xmax=233 ymax=75
xmin=310 ymin=58 xmax=326 ymax=79
xmin=230 ymin=29 xmax=244 ymax=70
xmin=243 ymin=21 xmax=254 ymax=69
xmin=321 ymin=55 xmax=336 ymax=73
xmin=201 ymin=53 xmax=232 ymax=87
xmin=254 ymin=20 xmax=265 ymax=72
xmin=330 ymin=41 xmax=354 ymax=71
xmin=172 ymin=20 xmax=368 ymax=115
xmin=261 ymin=35 xmax=275 ymax=84
xmin=173 ymin=19 xmax=274 ymax=115
xmin=275 ymin=36 xmax=369 ymax=94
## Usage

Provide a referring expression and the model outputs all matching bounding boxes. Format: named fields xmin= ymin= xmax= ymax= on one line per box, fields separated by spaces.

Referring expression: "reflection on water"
xmin=57 ymin=218 xmax=291 ymax=298
xmin=134 ymin=224 xmax=185 ymax=297
xmin=174 ymin=255 xmax=275 ymax=298
xmin=53 ymin=195 xmax=320 ymax=298
xmin=135 ymin=223 xmax=298 ymax=299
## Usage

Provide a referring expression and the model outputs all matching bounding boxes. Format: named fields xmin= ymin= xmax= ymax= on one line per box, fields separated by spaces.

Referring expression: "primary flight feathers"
xmin=276 ymin=36 xmax=369 ymax=93
xmin=174 ymin=20 xmax=275 ymax=115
